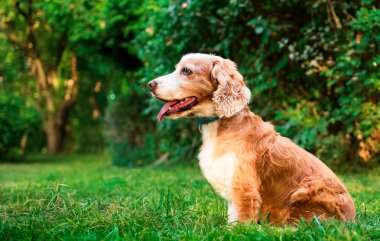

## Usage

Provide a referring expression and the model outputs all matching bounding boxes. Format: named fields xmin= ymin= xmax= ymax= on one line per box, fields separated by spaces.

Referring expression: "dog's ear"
xmin=211 ymin=59 xmax=251 ymax=118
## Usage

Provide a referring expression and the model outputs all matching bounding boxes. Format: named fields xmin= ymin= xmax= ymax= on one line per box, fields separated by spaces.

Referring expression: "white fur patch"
xmin=228 ymin=202 xmax=238 ymax=223
xmin=198 ymin=121 xmax=236 ymax=201
xmin=155 ymin=72 xmax=183 ymax=98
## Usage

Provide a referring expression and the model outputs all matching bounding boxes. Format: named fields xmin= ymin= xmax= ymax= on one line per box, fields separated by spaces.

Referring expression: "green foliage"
xmin=0 ymin=0 xmax=142 ymax=154
xmin=0 ymin=92 xmax=40 ymax=161
xmin=1 ymin=0 xmax=379 ymax=167
xmin=134 ymin=0 xmax=380 ymax=168
xmin=104 ymin=90 xmax=157 ymax=166
xmin=0 ymin=32 xmax=45 ymax=155
xmin=1 ymin=155 xmax=379 ymax=239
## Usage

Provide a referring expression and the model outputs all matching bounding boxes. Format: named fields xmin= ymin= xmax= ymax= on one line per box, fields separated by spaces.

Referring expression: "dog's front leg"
xmin=232 ymin=165 xmax=262 ymax=223
xmin=227 ymin=202 xmax=238 ymax=224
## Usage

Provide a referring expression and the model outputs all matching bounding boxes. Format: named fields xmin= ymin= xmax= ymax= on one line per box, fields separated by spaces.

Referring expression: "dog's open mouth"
xmin=157 ymin=97 xmax=197 ymax=122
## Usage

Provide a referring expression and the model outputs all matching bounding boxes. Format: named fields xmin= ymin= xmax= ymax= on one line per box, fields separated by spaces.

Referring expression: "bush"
xmin=0 ymin=92 xmax=40 ymax=162
xmin=133 ymin=0 xmax=380 ymax=169
xmin=104 ymin=89 xmax=158 ymax=166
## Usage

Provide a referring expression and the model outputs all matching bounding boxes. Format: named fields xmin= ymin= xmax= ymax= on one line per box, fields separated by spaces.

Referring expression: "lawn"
xmin=0 ymin=154 xmax=379 ymax=240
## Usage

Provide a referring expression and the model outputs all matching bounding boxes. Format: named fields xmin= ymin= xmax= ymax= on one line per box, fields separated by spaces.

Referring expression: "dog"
xmin=148 ymin=53 xmax=356 ymax=225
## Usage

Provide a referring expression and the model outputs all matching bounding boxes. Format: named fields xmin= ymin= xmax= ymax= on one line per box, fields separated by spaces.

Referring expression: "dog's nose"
xmin=147 ymin=80 xmax=158 ymax=91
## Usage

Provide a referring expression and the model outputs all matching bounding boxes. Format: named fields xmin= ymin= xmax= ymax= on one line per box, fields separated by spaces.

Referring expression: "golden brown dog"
xmin=148 ymin=53 xmax=356 ymax=225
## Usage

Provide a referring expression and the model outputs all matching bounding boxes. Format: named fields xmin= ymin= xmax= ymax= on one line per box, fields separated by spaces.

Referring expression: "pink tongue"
xmin=157 ymin=101 xmax=178 ymax=122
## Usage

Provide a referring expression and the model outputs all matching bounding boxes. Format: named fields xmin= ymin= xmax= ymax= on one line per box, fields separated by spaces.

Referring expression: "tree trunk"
xmin=45 ymin=120 xmax=63 ymax=153
xmin=44 ymin=54 xmax=78 ymax=154
xmin=44 ymin=110 xmax=72 ymax=154
xmin=30 ymin=57 xmax=62 ymax=154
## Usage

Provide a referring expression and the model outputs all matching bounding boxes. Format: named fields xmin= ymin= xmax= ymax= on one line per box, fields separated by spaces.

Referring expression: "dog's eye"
xmin=181 ymin=67 xmax=191 ymax=76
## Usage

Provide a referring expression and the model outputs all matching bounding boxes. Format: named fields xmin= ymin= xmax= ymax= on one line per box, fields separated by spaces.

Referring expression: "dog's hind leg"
xmin=288 ymin=176 xmax=355 ymax=224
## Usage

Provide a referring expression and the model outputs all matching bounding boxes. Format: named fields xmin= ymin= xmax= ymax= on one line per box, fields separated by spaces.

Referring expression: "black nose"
xmin=148 ymin=80 xmax=158 ymax=91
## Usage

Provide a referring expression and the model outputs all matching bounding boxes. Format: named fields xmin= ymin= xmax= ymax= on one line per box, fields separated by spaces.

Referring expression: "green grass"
xmin=1 ymin=154 xmax=379 ymax=240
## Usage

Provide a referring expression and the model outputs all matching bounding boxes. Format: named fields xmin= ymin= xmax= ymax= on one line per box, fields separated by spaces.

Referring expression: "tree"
xmin=1 ymin=0 xmax=82 ymax=153
xmin=0 ymin=0 xmax=141 ymax=153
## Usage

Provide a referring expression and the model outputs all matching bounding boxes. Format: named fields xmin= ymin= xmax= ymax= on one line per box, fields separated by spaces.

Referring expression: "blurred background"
xmin=0 ymin=0 xmax=379 ymax=170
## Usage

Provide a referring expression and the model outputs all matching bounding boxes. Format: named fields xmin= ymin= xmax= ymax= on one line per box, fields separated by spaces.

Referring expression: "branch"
xmin=327 ymin=0 xmax=342 ymax=29
xmin=24 ymin=0 xmax=39 ymax=57
xmin=55 ymin=34 xmax=67 ymax=68
xmin=26 ymin=0 xmax=33 ymax=24
xmin=2 ymin=16 xmax=28 ymax=52
xmin=343 ymin=9 xmax=355 ymax=21
xmin=6 ymin=0 xmax=38 ymax=56
xmin=15 ymin=1 xmax=27 ymax=18
xmin=6 ymin=33 xmax=28 ymax=52
xmin=28 ymin=56 xmax=54 ymax=112
xmin=57 ymin=53 xmax=79 ymax=120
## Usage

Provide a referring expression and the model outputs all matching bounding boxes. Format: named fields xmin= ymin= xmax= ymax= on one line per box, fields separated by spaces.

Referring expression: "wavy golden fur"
xmin=149 ymin=53 xmax=356 ymax=225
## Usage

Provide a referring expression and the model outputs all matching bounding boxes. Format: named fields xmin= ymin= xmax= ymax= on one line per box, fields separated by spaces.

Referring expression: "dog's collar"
xmin=195 ymin=116 xmax=219 ymax=125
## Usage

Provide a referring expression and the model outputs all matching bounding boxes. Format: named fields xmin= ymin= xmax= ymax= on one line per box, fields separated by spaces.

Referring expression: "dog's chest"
xmin=198 ymin=122 xmax=236 ymax=201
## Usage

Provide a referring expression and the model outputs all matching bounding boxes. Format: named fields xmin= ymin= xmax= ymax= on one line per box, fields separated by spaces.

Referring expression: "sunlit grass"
xmin=1 ymin=154 xmax=379 ymax=240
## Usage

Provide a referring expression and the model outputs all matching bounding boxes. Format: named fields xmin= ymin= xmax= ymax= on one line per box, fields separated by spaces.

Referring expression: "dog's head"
xmin=148 ymin=53 xmax=251 ymax=121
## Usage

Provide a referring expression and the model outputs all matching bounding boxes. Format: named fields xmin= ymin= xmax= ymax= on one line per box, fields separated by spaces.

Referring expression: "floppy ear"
xmin=211 ymin=59 xmax=251 ymax=118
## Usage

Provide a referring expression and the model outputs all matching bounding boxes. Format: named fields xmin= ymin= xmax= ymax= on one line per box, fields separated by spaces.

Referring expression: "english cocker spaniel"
xmin=148 ymin=53 xmax=356 ymax=225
